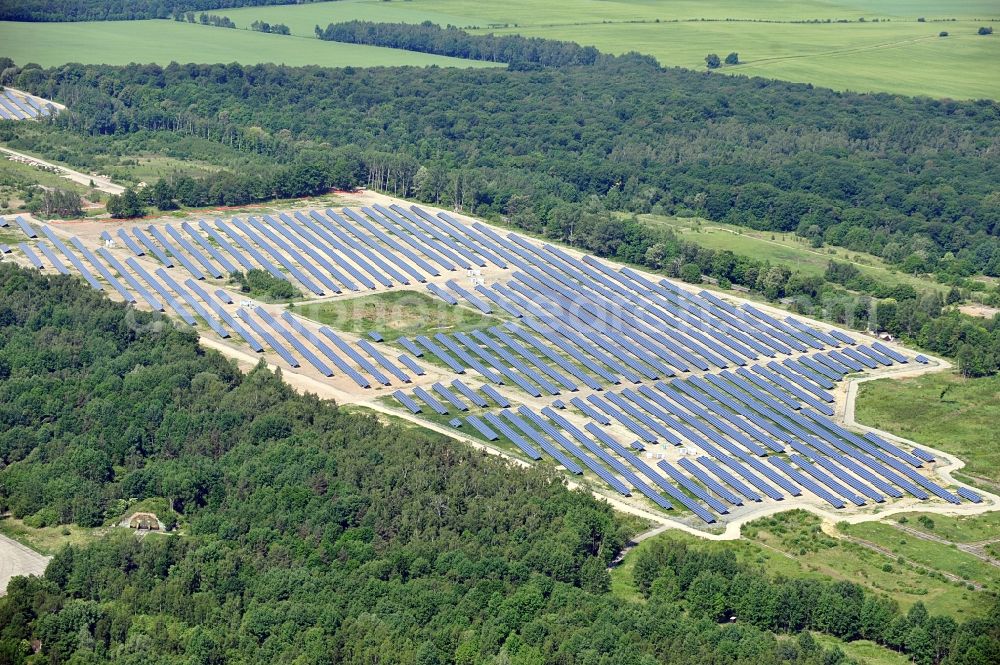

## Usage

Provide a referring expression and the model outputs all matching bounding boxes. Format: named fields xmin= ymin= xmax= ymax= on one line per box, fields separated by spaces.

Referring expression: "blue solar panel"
xmin=736 ymin=452 xmax=801 ymax=496
xmin=784 ymin=317 xmax=840 ymax=347
xmin=856 ymin=344 xmax=893 ymax=366
xmin=215 ymin=289 xmax=234 ymax=304
xmin=39 ymin=229 xmax=104 ymax=292
xmin=475 ymin=285 xmax=522 ymax=317
xmin=165 ymin=224 xmax=222 ymax=278
xmin=841 ymin=346 xmax=878 ymax=369
xmin=914 ymin=354 xmax=929 ymax=364
xmin=131 ymin=228 xmax=173 ymax=267
xmin=468 ymin=330 xmax=559 ymax=395
xmin=425 ymin=209 xmax=508 ymax=268
xmin=433 ymin=382 xmax=468 ymax=411
xmin=570 ymin=396 xmax=611 ymax=425
xmin=155 ymin=270 xmax=229 ymax=339
xmin=96 ymin=248 xmax=163 ymax=311
xmin=341 ymin=208 xmax=438 ymax=278
xmin=414 ymin=335 xmax=466 ymax=374
xmin=677 ymin=458 xmax=744 ymax=505
xmin=198 ymin=220 xmax=257 ymax=272
xmin=957 ymin=487 xmax=982 ymax=503
xmin=69 ymin=237 xmax=135 ymax=302
xmin=501 ymin=409 xmax=582 ymax=474
xmin=115 ymin=229 xmax=145 ymax=256
xmin=18 ymin=242 xmax=43 ymax=269
xmin=788 ymin=454 xmax=865 ymax=506
xmin=830 ymin=329 xmax=856 ymax=345
xmin=183 ymin=221 xmax=236 ymax=274
xmin=770 ymin=457 xmax=845 ymax=509
xmin=316 ymin=326 xmax=390 ymax=385
xmin=397 ymin=336 xmax=423 ymax=357
xmin=280 ymin=212 xmax=382 ymax=289
xmin=0 ymin=244 xmax=10 ymax=253
xmin=828 ymin=350 xmax=864 ymax=372
xmin=465 ymin=415 xmax=499 ymax=440
xmin=481 ymin=385 xmax=510 ymax=408
xmin=488 ymin=327 xmax=577 ymax=392
xmin=503 ymin=323 xmax=603 ymax=390
xmin=449 ymin=418 xmax=462 ymax=428
xmin=393 ymin=390 xmax=422 ymax=414
xmin=302 ymin=211 xmax=411 ymax=286
xmin=234 ymin=217 xmax=324 ymax=295
xmin=446 ymin=279 xmax=492 ymax=314
xmin=433 ymin=332 xmax=503 ymax=382
xmin=426 ymin=282 xmax=459 ymax=305
xmin=586 ymin=395 xmax=658 ymax=443
xmin=217 ymin=218 xmax=288 ymax=282
xmin=656 ymin=460 xmax=729 ymax=514
xmin=783 ymin=358 xmax=836 ymax=388
xmin=766 ymin=361 xmax=833 ymax=402
xmin=184 ymin=279 xmax=264 ymax=352
xmin=124 ymin=257 xmax=194 ymax=324
xmin=695 ymin=457 xmax=762 ymax=503
xmin=413 ymin=386 xmax=448 ymax=414
xmin=15 ymin=216 xmax=37 ymax=238
xmin=398 ymin=354 xmax=425 ymax=376
xmin=483 ymin=413 xmax=542 ymax=460
xmin=390 ymin=204 xmax=482 ymax=268
xmin=451 ymin=379 xmax=488 ymax=407
xmin=358 ymin=339 xmax=410 ymax=383
xmin=366 ymin=205 xmax=456 ymax=269
xmin=36 ymin=242 xmax=69 ymax=274
xmin=277 ymin=315 xmax=369 ymax=386
xmin=235 ymin=308 xmax=300 ymax=368
xmin=146 ymin=225 xmax=205 ymax=280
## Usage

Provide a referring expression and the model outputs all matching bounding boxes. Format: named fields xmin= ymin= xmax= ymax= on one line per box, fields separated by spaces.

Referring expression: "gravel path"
xmin=0 ymin=533 xmax=50 ymax=595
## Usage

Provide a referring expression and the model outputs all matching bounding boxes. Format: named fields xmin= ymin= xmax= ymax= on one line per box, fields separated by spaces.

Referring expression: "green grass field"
xmin=812 ymin=635 xmax=912 ymax=665
xmin=0 ymin=19 xmax=502 ymax=69
xmin=640 ymin=213 xmax=949 ymax=294
xmin=855 ymin=372 xmax=1000 ymax=483
xmin=213 ymin=0 xmax=1000 ymax=99
xmin=890 ymin=511 xmax=1000 ymax=544
xmin=293 ymin=290 xmax=499 ymax=338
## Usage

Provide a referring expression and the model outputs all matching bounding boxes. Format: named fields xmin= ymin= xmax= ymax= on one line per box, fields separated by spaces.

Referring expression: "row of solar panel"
xmin=0 ymin=90 xmax=54 ymax=121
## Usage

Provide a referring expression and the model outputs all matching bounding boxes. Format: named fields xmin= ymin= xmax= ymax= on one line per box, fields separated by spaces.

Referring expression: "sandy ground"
xmin=4 ymin=191 xmax=997 ymax=540
xmin=0 ymin=533 xmax=50 ymax=596
xmin=0 ymin=146 xmax=124 ymax=195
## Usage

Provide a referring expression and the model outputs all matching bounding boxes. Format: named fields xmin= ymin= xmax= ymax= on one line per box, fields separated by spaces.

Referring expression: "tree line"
xmin=0 ymin=0 xmax=301 ymax=22
xmin=315 ymin=20 xmax=607 ymax=68
xmin=0 ymin=263 xmax=909 ymax=665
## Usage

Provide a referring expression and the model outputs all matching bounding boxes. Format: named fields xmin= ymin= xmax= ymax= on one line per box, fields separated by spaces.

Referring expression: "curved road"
xmin=0 ymin=146 xmax=125 ymax=195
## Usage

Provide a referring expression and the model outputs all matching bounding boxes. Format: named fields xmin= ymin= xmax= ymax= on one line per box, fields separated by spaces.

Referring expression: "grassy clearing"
xmin=0 ymin=19 xmax=502 ymax=69
xmin=641 ymin=213 xmax=949 ymax=294
xmin=216 ymin=0 xmax=999 ymax=99
xmin=812 ymin=635 xmax=912 ymax=665
xmin=888 ymin=511 xmax=1000 ymax=543
xmin=294 ymin=289 xmax=500 ymax=338
xmin=843 ymin=521 xmax=1000 ymax=590
xmin=611 ymin=510 xmax=994 ymax=619
xmin=0 ymin=515 xmax=101 ymax=556
xmin=855 ymin=372 xmax=1000 ymax=483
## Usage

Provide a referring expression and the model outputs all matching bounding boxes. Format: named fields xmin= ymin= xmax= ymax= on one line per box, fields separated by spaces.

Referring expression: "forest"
xmin=3 ymin=46 xmax=997 ymax=280
xmin=1 ymin=263 xmax=998 ymax=664
xmin=0 ymin=0 xmax=301 ymax=22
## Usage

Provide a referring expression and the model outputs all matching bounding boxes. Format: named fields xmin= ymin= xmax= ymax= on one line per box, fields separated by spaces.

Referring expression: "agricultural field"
xmin=215 ymin=0 xmax=1000 ymax=99
xmin=855 ymin=372 xmax=1000 ymax=484
xmin=0 ymin=19 xmax=502 ymax=69
xmin=639 ymin=213 xmax=949 ymax=295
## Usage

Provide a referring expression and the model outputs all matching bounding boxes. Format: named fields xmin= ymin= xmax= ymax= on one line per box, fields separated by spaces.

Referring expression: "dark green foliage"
xmin=705 ymin=53 xmax=722 ymax=68
xmin=251 ymin=20 xmax=289 ymax=35
xmin=316 ymin=21 xmax=604 ymax=68
xmin=0 ymin=264 xmax=880 ymax=664
xmin=0 ymin=0 xmax=299 ymax=22
xmin=199 ymin=12 xmax=236 ymax=28
xmin=979 ymin=27 xmax=994 ymax=36
xmin=229 ymin=268 xmax=299 ymax=300
xmin=725 ymin=52 xmax=740 ymax=65
xmin=632 ymin=537 xmax=1000 ymax=665
xmin=105 ymin=187 xmax=145 ymax=218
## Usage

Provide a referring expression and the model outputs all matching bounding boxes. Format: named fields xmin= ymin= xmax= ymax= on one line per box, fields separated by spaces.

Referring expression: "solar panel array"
xmin=5 ymin=205 xmax=980 ymax=525
xmin=0 ymin=90 xmax=57 ymax=121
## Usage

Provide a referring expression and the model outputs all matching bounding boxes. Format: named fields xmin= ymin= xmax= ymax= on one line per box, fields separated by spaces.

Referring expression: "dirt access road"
xmin=0 ymin=146 xmax=125 ymax=195
xmin=0 ymin=533 xmax=49 ymax=595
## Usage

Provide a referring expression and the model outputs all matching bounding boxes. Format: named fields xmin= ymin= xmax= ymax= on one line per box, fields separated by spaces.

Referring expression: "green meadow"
xmin=215 ymin=0 xmax=999 ymax=99
xmin=0 ymin=19 xmax=501 ymax=69
xmin=856 ymin=372 xmax=1000 ymax=483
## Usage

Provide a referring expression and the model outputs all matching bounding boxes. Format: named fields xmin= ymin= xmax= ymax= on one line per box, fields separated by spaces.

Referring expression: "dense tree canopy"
xmin=8 ymin=49 xmax=998 ymax=279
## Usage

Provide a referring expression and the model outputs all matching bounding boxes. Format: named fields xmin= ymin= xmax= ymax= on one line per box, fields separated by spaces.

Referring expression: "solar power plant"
xmin=10 ymin=203 xmax=981 ymax=530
